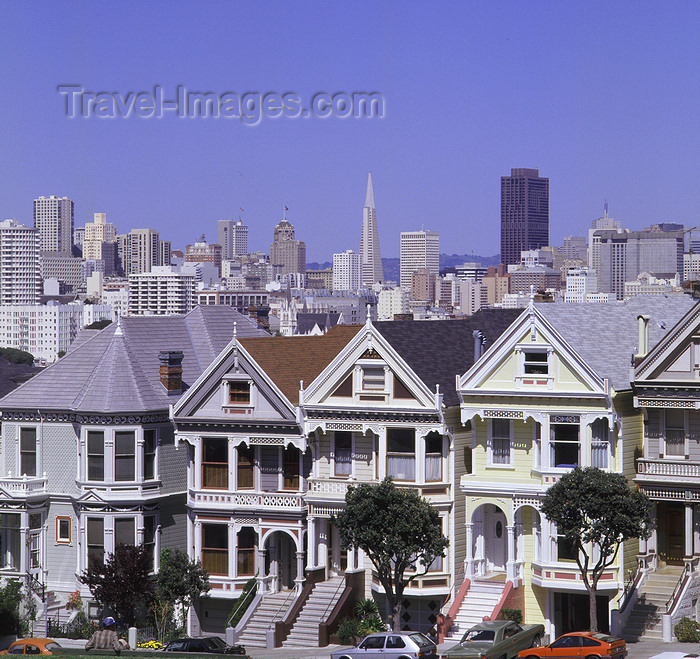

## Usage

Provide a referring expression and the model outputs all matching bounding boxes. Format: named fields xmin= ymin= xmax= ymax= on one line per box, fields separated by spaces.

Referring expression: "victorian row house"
xmin=0 ymin=297 xmax=697 ymax=647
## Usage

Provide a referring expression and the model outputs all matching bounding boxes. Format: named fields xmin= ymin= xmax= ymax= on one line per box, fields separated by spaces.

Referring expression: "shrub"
xmin=227 ymin=578 xmax=257 ymax=629
xmin=0 ymin=347 xmax=34 ymax=365
xmin=337 ymin=617 xmax=360 ymax=645
xmin=675 ymin=616 xmax=700 ymax=642
xmin=499 ymin=608 xmax=523 ymax=624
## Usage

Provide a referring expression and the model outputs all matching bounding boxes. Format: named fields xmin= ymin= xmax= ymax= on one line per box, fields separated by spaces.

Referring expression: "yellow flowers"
xmin=137 ymin=640 xmax=164 ymax=649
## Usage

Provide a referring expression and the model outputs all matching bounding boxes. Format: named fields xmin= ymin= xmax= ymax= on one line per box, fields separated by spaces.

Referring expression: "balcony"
xmin=189 ymin=488 xmax=305 ymax=512
xmin=530 ymin=561 xmax=619 ymax=590
xmin=636 ymin=458 xmax=700 ymax=485
xmin=0 ymin=474 xmax=47 ymax=500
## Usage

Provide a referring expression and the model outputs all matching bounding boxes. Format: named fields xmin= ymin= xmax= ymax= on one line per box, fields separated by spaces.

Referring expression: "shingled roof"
xmin=239 ymin=325 xmax=363 ymax=403
xmin=0 ymin=307 xmax=268 ymax=413
xmin=374 ymin=309 xmax=523 ymax=406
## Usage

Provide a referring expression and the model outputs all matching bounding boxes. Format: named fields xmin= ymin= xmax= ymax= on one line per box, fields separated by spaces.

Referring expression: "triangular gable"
xmin=635 ymin=303 xmax=700 ymax=383
xmin=302 ymin=323 xmax=438 ymax=409
xmin=459 ymin=306 xmax=607 ymax=396
xmin=173 ymin=338 xmax=296 ymax=423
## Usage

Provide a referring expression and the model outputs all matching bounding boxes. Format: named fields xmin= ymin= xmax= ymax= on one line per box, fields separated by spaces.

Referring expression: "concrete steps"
xmin=446 ymin=578 xmax=505 ymax=640
xmin=624 ymin=567 xmax=684 ymax=642
xmin=236 ymin=590 xmax=295 ymax=648
xmin=283 ymin=576 xmax=345 ymax=648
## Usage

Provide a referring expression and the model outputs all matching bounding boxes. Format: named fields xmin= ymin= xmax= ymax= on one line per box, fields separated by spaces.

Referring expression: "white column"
xmin=228 ymin=522 xmax=236 ymax=578
xmin=319 ymin=519 xmax=329 ymax=574
xmin=694 ymin=504 xmax=700 ymax=558
xmin=295 ymin=551 xmax=305 ymax=593
xmin=506 ymin=525 xmax=516 ymax=581
xmin=19 ymin=514 xmax=27 ymax=573
xmin=465 ymin=523 xmax=474 ymax=578
xmin=686 ymin=503 xmax=694 ymax=558
xmin=193 ymin=440 xmax=202 ymax=490
xmin=256 ymin=547 xmax=267 ymax=594
xmin=377 ymin=428 xmax=387 ymax=479
xmin=347 ymin=547 xmax=356 ymax=571
xmin=307 ymin=517 xmax=317 ymax=569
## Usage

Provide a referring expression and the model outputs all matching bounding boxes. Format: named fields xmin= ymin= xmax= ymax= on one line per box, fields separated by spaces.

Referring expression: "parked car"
xmin=517 ymin=631 xmax=626 ymax=659
xmin=0 ymin=639 xmax=63 ymax=655
xmin=441 ymin=621 xmax=545 ymax=659
xmin=162 ymin=637 xmax=246 ymax=655
xmin=331 ymin=631 xmax=438 ymax=659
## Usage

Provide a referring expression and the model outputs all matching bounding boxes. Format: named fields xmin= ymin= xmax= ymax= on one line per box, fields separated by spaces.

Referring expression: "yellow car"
xmin=0 ymin=639 xmax=63 ymax=655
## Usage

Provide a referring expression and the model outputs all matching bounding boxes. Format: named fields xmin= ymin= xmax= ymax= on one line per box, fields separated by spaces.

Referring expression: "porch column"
xmin=193 ymin=520 xmax=202 ymax=571
xmin=19 ymin=519 xmax=27 ymax=573
xmin=347 ymin=546 xmax=356 ymax=571
xmin=686 ymin=503 xmax=694 ymax=558
xmin=295 ymin=551 xmax=305 ymax=593
xmin=256 ymin=548 xmax=267 ymax=594
xmin=465 ymin=523 xmax=474 ymax=578
xmin=506 ymin=525 xmax=516 ymax=581
xmin=319 ymin=518 xmax=329 ymax=575
xmin=377 ymin=428 xmax=387 ymax=480
xmin=193 ymin=440 xmax=202 ymax=490
xmin=307 ymin=517 xmax=317 ymax=569
xmin=694 ymin=504 xmax=700 ymax=558
xmin=228 ymin=522 xmax=236 ymax=579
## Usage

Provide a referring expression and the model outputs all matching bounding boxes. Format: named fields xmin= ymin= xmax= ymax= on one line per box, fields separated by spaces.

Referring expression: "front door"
xmin=658 ymin=502 xmax=684 ymax=565
xmin=487 ymin=506 xmax=507 ymax=572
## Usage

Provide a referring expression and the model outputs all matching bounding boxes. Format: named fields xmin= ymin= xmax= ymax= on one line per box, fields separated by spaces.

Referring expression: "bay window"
xmin=87 ymin=517 xmax=104 ymax=565
xmin=550 ymin=418 xmax=580 ymax=468
xmin=237 ymin=445 xmax=254 ymax=489
xmin=591 ymin=419 xmax=609 ymax=468
xmin=236 ymin=527 xmax=256 ymax=577
xmin=202 ymin=523 xmax=228 ymax=576
xmin=664 ymin=410 xmax=685 ymax=457
xmin=114 ymin=431 xmax=135 ymax=481
xmin=87 ymin=431 xmax=104 ymax=481
xmin=334 ymin=431 xmax=352 ymax=476
xmin=202 ymin=438 xmax=228 ymax=489
xmin=490 ymin=419 xmax=512 ymax=466
xmin=425 ymin=432 xmax=443 ymax=481
xmin=387 ymin=428 xmax=415 ymax=481
xmin=143 ymin=429 xmax=157 ymax=480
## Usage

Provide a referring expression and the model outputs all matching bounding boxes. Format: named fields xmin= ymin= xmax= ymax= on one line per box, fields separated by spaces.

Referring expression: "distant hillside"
xmin=308 ymin=254 xmax=501 ymax=284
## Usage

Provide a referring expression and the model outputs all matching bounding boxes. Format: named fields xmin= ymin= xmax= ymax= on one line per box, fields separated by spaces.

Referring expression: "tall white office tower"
xmin=33 ymin=195 xmax=74 ymax=256
xmin=218 ymin=218 xmax=249 ymax=259
xmin=400 ymin=230 xmax=440 ymax=292
xmin=359 ymin=172 xmax=384 ymax=287
xmin=0 ymin=220 xmax=42 ymax=305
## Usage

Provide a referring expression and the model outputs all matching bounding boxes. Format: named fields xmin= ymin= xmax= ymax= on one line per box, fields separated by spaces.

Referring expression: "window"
xmin=490 ymin=419 xmax=511 ymax=465
xmin=551 ymin=421 xmax=580 ymax=468
xmin=387 ymin=428 xmax=415 ymax=480
xmin=359 ymin=636 xmax=385 ymax=650
xmin=282 ymin=447 xmax=300 ymax=490
xmin=114 ymin=431 xmax=135 ymax=481
xmin=523 ymin=350 xmax=548 ymax=375
xmin=87 ymin=517 xmax=104 ymax=565
xmin=237 ymin=445 xmax=254 ymax=489
xmin=334 ymin=432 xmax=352 ymax=476
xmin=664 ymin=410 xmax=685 ymax=457
xmin=202 ymin=438 xmax=228 ymax=489
xmin=228 ymin=380 xmax=250 ymax=405
xmin=236 ymin=527 xmax=256 ymax=577
xmin=144 ymin=516 xmax=156 ymax=570
xmin=29 ymin=514 xmax=41 ymax=569
xmin=362 ymin=366 xmax=385 ymax=391
xmin=425 ymin=432 xmax=442 ymax=481
xmin=386 ymin=636 xmax=406 ymax=649
xmin=87 ymin=432 xmax=105 ymax=480
xmin=20 ymin=428 xmax=36 ymax=477
xmin=591 ymin=419 xmax=609 ymax=468
xmin=202 ymin=523 xmax=228 ymax=576
xmin=557 ymin=534 xmax=578 ymax=562
xmin=144 ymin=429 xmax=157 ymax=480
xmin=56 ymin=516 xmax=71 ymax=544
xmin=114 ymin=518 xmax=135 ymax=546
xmin=533 ymin=422 xmax=542 ymax=468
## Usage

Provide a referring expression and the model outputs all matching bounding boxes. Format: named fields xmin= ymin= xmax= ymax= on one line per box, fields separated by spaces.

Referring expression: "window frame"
xmin=143 ymin=428 xmax=158 ymax=481
xmin=114 ymin=431 xmax=136 ymax=482
xmin=56 ymin=516 xmax=71 ymax=544
xmin=386 ymin=428 xmax=416 ymax=482
xmin=19 ymin=427 xmax=37 ymax=477
xmin=516 ymin=346 xmax=553 ymax=385
xmin=487 ymin=418 xmax=514 ymax=468
xmin=662 ymin=409 xmax=687 ymax=458
xmin=549 ymin=417 xmax=581 ymax=469
xmin=202 ymin=522 xmax=229 ymax=577
xmin=333 ymin=431 xmax=353 ymax=477
xmin=224 ymin=378 xmax=253 ymax=407
xmin=202 ymin=437 xmax=229 ymax=490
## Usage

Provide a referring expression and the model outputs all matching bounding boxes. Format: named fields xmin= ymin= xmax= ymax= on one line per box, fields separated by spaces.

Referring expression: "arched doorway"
xmin=471 ymin=503 xmax=508 ymax=576
xmin=264 ymin=530 xmax=298 ymax=592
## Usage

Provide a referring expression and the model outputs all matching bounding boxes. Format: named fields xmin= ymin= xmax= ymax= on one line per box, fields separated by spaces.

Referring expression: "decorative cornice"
xmin=306 ymin=409 xmax=439 ymax=423
xmin=173 ymin=418 xmax=302 ymax=434
xmin=0 ymin=410 xmax=170 ymax=424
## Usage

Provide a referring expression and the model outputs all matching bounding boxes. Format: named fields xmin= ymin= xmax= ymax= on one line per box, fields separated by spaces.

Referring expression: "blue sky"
xmin=1 ymin=1 xmax=699 ymax=261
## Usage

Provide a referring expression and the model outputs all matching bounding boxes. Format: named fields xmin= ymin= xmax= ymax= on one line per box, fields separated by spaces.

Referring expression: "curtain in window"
xmin=335 ymin=449 xmax=352 ymax=475
xmin=591 ymin=419 xmax=609 ymax=468
xmin=492 ymin=438 xmax=510 ymax=464
xmin=425 ymin=454 xmax=442 ymax=481
xmin=387 ymin=454 xmax=415 ymax=480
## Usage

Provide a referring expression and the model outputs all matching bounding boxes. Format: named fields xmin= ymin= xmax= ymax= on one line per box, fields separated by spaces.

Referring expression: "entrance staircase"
xmin=446 ymin=578 xmax=505 ymax=640
xmin=624 ymin=566 xmax=684 ymax=641
xmin=236 ymin=590 xmax=294 ymax=648
xmin=283 ymin=575 xmax=345 ymax=648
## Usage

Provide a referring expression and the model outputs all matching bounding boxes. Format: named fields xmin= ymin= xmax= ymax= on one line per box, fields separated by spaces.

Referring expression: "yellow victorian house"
xmin=452 ymin=296 xmax=693 ymax=641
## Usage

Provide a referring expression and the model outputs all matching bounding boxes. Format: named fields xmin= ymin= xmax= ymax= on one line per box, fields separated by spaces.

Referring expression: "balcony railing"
xmin=636 ymin=458 xmax=700 ymax=479
xmin=191 ymin=489 xmax=305 ymax=509
xmin=0 ymin=474 xmax=47 ymax=498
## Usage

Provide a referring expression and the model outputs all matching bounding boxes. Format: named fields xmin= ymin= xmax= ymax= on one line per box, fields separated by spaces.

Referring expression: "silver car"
xmin=331 ymin=631 xmax=438 ymax=659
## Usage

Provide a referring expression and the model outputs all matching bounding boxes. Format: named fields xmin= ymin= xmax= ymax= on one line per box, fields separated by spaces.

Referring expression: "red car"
xmin=518 ymin=632 xmax=626 ymax=659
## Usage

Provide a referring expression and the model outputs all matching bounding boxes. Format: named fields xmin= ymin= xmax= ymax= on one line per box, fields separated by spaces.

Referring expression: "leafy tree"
xmin=540 ymin=467 xmax=653 ymax=632
xmin=0 ymin=347 xmax=34 ymax=365
xmin=334 ymin=478 xmax=449 ymax=631
xmin=80 ymin=544 xmax=155 ymax=626
xmin=85 ymin=319 xmax=112 ymax=330
xmin=0 ymin=580 xmax=26 ymax=635
xmin=155 ymin=548 xmax=210 ymax=633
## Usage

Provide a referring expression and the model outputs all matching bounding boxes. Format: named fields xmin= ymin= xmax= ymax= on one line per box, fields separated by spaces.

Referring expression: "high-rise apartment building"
xmin=33 ymin=195 xmax=74 ymax=256
xmin=400 ymin=230 xmax=439 ymax=293
xmin=186 ymin=235 xmax=222 ymax=274
xmin=500 ymin=168 xmax=549 ymax=266
xmin=0 ymin=220 xmax=42 ymax=305
xmin=116 ymin=228 xmax=170 ymax=275
xmin=359 ymin=172 xmax=383 ymax=286
xmin=217 ymin=219 xmax=248 ymax=260
xmin=83 ymin=213 xmax=118 ymax=275
xmin=128 ymin=266 xmax=196 ymax=315
xmin=270 ymin=218 xmax=306 ymax=275
xmin=332 ymin=250 xmax=361 ymax=291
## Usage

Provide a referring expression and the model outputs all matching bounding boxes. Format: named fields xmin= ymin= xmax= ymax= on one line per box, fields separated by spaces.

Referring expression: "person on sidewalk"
xmin=85 ymin=616 xmax=127 ymax=652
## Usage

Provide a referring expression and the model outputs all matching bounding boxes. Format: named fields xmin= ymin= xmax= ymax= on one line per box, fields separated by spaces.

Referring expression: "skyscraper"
xmin=400 ymin=230 xmax=440 ymax=292
xmin=83 ymin=213 xmax=118 ymax=275
xmin=33 ymin=195 xmax=74 ymax=256
xmin=359 ymin=172 xmax=383 ymax=286
xmin=217 ymin=218 xmax=249 ymax=260
xmin=500 ymin=168 xmax=549 ymax=266
xmin=0 ymin=220 xmax=42 ymax=305
xmin=270 ymin=218 xmax=306 ymax=275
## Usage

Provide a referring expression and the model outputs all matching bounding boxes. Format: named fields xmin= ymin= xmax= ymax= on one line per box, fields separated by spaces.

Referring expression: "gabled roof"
xmin=296 ymin=312 xmax=341 ymax=335
xmin=239 ymin=325 xmax=363 ymax=402
xmin=375 ymin=309 xmax=523 ymax=406
xmin=0 ymin=307 xmax=268 ymax=413
xmin=535 ymin=296 xmax=695 ymax=391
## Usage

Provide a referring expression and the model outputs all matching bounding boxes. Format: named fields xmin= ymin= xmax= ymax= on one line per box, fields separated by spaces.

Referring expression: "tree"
xmin=540 ymin=467 xmax=653 ymax=632
xmin=80 ymin=544 xmax=155 ymax=627
xmin=155 ymin=548 xmax=210 ymax=635
xmin=334 ymin=478 xmax=449 ymax=631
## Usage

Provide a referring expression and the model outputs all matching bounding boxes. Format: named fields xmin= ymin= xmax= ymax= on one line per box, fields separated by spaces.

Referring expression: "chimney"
xmin=473 ymin=330 xmax=485 ymax=360
xmin=159 ymin=351 xmax=184 ymax=394
xmin=636 ymin=315 xmax=650 ymax=359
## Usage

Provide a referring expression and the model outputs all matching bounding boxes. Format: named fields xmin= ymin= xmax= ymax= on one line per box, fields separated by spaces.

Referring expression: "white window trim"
xmin=354 ymin=361 xmax=389 ymax=400
xmin=332 ymin=431 xmax=354 ymax=478
xmin=662 ymin=409 xmax=688 ymax=459
xmin=221 ymin=376 xmax=255 ymax=410
xmin=82 ymin=426 xmax=144 ymax=484
xmin=18 ymin=425 xmax=40 ymax=478
xmin=487 ymin=418 xmax=514 ymax=468
xmin=515 ymin=346 xmax=554 ymax=388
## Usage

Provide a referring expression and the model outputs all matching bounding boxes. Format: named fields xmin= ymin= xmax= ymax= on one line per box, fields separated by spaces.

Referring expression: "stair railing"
xmin=226 ymin=584 xmax=257 ymax=629
xmin=321 ymin=578 xmax=346 ymax=622
xmin=666 ymin=568 xmax=691 ymax=616
xmin=268 ymin=589 xmax=297 ymax=630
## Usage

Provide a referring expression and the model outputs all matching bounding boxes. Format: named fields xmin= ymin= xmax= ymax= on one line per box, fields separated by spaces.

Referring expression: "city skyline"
xmin=3 ymin=3 xmax=700 ymax=261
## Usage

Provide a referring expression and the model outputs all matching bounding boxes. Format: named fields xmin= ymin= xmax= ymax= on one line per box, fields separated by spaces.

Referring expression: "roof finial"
xmin=365 ymin=171 xmax=375 ymax=209
xmin=528 ymin=285 xmax=535 ymax=311
xmin=232 ymin=322 xmax=240 ymax=372
xmin=114 ymin=314 xmax=123 ymax=337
